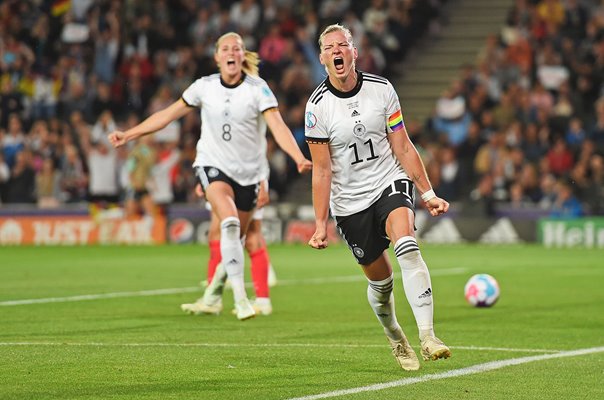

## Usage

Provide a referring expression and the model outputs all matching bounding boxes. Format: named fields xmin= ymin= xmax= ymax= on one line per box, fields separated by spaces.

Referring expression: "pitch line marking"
xmin=285 ymin=346 xmax=604 ymax=400
xmin=0 ymin=342 xmax=561 ymax=354
xmin=0 ymin=268 xmax=467 ymax=306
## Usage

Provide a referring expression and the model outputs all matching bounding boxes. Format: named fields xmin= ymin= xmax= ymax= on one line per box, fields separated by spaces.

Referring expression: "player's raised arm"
xmin=108 ymin=99 xmax=193 ymax=147
xmin=263 ymin=108 xmax=312 ymax=174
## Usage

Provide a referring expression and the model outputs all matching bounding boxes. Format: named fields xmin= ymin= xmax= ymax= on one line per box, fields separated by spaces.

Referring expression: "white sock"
xmin=367 ymin=275 xmax=404 ymax=341
xmin=220 ymin=217 xmax=247 ymax=303
xmin=394 ymin=236 xmax=435 ymax=340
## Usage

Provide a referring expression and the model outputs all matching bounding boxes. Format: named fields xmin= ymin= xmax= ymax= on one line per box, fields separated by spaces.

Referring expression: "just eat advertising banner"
xmin=0 ymin=216 xmax=166 ymax=245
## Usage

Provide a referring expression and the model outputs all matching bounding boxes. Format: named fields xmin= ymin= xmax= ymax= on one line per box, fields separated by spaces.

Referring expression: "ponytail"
xmin=243 ymin=50 xmax=260 ymax=77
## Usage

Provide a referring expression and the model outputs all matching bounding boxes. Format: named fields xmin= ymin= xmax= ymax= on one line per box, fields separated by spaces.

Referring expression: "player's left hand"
xmin=426 ymin=197 xmax=449 ymax=216
xmin=297 ymin=158 xmax=313 ymax=174
xmin=256 ymin=181 xmax=270 ymax=208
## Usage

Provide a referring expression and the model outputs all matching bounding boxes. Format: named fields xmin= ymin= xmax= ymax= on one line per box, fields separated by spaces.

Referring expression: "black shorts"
xmin=195 ymin=166 xmax=259 ymax=212
xmin=335 ymin=178 xmax=415 ymax=265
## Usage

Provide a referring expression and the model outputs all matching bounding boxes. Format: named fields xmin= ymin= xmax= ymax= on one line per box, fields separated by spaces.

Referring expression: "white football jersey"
xmin=305 ymin=71 xmax=409 ymax=216
xmin=182 ymin=73 xmax=277 ymax=186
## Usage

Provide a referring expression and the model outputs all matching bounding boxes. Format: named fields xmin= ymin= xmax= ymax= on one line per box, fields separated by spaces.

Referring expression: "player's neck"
xmin=330 ymin=70 xmax=358 ymax=92
xmin=221 ymin=71 xmax=244 ymax=86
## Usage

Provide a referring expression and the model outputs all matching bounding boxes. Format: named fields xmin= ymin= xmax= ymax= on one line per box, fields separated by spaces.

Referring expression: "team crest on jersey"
xmin=353 ymin=123 xmax=367 ymax=137
xmin=208 ymin=168 xmax=219 ymax=178
xmin=353 ymin=246 xmax=365 ymax=259
xmin=305 ymin=111 xmax=317 ymax=129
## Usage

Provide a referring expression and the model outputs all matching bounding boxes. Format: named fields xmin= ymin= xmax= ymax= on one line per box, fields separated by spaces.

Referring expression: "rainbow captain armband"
xmin=388 ymin=109 xmax=404 ymax=132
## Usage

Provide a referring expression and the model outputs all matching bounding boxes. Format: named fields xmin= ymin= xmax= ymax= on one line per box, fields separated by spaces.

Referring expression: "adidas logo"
xmin=351 ymin=110 xmax=360 ymax=117
xmin=226 ymin=258 xmax=238 ymax=265
xmin=479 ymin=218 xmax=522 ymax=244
xmin=418 ymin=288 xmax=432 ymax=299
xmin=420 ymin=218 xmax=464 ymax=243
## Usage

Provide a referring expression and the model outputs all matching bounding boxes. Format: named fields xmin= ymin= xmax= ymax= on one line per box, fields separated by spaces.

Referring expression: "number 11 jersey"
xmin=305 ymin=71 xmax=410 ymax=217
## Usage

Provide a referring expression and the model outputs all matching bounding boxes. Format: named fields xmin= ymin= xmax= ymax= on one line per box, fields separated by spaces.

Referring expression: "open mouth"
xmin=227 ymin=59 xmax=235 ymax=67
xmin=334 ymin=57 xmax=344 ymax=72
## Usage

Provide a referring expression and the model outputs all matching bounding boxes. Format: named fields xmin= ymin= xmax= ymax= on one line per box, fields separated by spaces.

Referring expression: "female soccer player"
xmin=305 ymin=24 xmax=450 ymax=370
xmin=109 ymin=32 xmax=311 ymax=320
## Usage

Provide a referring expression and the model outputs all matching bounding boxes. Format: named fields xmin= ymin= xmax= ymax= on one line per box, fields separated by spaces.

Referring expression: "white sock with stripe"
xmin=394 ymin=236 xmax=435 ymax=340
xmin=367 ymin=275 xmax=404 ymax=341
xmin=220 ymin=217 xmax=247 ymax=303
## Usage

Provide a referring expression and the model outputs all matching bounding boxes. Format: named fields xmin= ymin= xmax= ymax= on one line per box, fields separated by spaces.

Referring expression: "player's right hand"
xmin=308 ymin=229 xmax=328 ymax=249
xmin=108 ymin=131 xmax=128 ymax=148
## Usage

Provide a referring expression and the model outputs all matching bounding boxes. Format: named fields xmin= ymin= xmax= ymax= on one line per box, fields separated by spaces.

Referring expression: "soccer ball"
xmin=464 ymin=274 xmax=500 ymax=307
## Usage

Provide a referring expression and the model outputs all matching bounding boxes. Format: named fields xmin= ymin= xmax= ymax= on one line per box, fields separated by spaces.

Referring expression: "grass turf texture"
xmin=1 ymin=244 xmax=603 ymax=399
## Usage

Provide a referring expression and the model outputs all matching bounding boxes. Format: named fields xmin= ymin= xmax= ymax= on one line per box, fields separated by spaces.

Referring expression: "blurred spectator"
xmin=150 ymin=141 xmax=180 ymax=214
xmin=0 ymin=153 xmax=9 ymax=203
xmin=550 ymin=177 xmax=583 ymax=218
xmin=6 ymin=149 xmax=35 ymax=203
xmin=1 ymin=114 xmax=26 ymax=168
xmin=81 ymin=111 xmax=119 ymax=206
xmin=59 ymin=144 xmax=87 ymax=203
xmin=35 ymin=157 xmax=61 ymax=208
xmin=546 ymin=136 xmax=574 ymax=176
xmin=124 ymin=135 xmax=156 ymax=218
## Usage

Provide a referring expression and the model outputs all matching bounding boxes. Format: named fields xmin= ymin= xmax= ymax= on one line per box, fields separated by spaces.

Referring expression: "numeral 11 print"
xmin=349 ymin=139 xmax=379 ymax=165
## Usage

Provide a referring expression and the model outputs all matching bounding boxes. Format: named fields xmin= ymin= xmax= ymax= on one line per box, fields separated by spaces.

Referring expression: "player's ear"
xmin=353 ymin=46 xmax=358 ymax=61
xmin=319 ymin=52 xmax=325 ymax=66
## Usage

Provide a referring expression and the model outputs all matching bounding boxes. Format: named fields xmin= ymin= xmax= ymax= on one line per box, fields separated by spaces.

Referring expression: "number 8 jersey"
xmin=182 ymin=73 xmax=277 ymax=186
xmin=305 ymin=71 xmax=410 ymax=217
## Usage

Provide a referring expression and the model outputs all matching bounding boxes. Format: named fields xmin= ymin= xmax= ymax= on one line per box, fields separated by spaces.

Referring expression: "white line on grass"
xmin=0 ymin=342 xmax=561 ymax=354
xmin=285 ymin=346 xmax=604 ymax=400
xmin=0 ymin=268 xmax=467 ymax=306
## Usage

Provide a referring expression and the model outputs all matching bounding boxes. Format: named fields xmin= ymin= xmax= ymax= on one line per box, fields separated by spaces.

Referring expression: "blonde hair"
xmin=318 ymin=24 xmax=354 ymax=50
xmin=215 ymin=32 xmax=260 ymax=77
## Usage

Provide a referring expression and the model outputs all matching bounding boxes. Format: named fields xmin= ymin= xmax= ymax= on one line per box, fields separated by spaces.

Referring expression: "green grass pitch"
xmin=1 ymin=244 xmax=603 ymax=399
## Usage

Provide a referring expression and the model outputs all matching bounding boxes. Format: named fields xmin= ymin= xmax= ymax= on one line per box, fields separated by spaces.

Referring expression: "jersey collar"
xmin=220 ymin=72 xmax=246 ymax=88
xmin=325 ymin=70 xmax=363 ymax=98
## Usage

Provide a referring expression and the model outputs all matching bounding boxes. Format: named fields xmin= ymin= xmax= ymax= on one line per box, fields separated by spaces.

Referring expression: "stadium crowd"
xmin=423 ymin=0 xmax=604 ymax=217
xmin=0 ymin=0 xmax=444 ymax=210
xmin=0 ymin=0 xmax=602 ymax=218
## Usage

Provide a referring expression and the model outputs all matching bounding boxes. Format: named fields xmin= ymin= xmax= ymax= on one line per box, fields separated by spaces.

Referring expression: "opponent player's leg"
xmin=385 ymin=207 xmax=451 ymax=361
xmin=206 ymin=211 xmax=222 ymax=284
xmin=362 ymin=253 xmax=419 ymax=371
xmin=245 ymin=217 xmax=272 ymax=315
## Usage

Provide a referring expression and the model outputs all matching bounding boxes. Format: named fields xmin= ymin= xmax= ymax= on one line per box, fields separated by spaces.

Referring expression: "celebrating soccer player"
xmin=305 ymin=24 xmax=450 ymax=370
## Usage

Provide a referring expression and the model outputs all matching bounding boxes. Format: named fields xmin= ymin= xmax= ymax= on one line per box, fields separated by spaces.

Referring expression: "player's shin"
xmin=394 ymin=236 xmax=435 ymax=340
xmin=367 ymin=275 xmax=403 ymax=341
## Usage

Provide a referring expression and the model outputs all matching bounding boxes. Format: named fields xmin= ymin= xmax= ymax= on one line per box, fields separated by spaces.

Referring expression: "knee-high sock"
xmin=220 ymin=217 xmax=247 ymax=303
xmin=367 ymin=275 xmax=404 ymax=341
xmin=250 ymin=246 xmax=270 ymax=298
xmin=394 ymin=236 xmax=435 ymax=339
xmin=207 ymin=240 xmax=222 ymax=283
